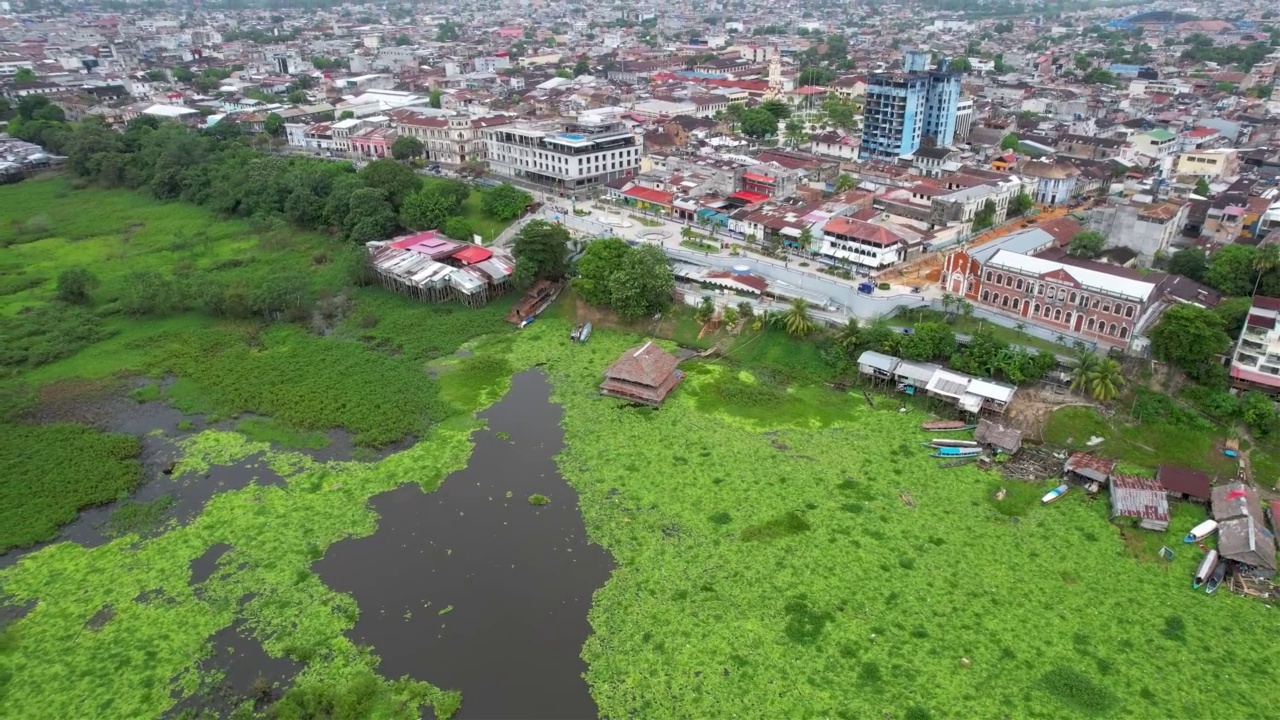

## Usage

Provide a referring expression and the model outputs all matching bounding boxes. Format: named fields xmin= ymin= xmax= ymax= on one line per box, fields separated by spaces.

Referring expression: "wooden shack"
xmin=600 ymin=341 xmax=684 ymax=406
xmin=1212 ymin=483 xmax=1277 ymax=578
xmin=974 ymin=419 xmax=1022 ymax=455
xmin=1064 ymin=452 xmax=1115 ymax=484
xmin=1155 ymin=464 xmax=1212 ymax=504
xmin=1108 ymin=474 xmax=1170 ymax=531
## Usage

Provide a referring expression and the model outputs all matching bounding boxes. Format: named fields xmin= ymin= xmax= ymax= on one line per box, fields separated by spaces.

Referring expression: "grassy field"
xmin=1044 ymin=405 xmax=1238 ymax=478
xmin=3 ymin=178 xmax=1280 ymax=719
xmin=460 ymin=190 xmax=513 ymax=243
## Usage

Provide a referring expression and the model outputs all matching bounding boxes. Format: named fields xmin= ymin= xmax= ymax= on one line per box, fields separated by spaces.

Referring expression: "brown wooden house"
xmin=600 ymin=341 xmax=683 ymax=406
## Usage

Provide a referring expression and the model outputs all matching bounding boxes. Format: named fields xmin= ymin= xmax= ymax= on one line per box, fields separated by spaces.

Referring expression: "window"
xmin=1033 ymin=303 xmax=1041 ymax=315
xmin=1016 ymin=279 xmax=1024 ymax=291
xmin=1065 ymin=312 xmax=1073 ymax=326
xmin=1087 ymin=318 xmax=1096 ymax=331
xmin=1047 ymin=287 xmax=1056 ymax=300
xmin=1043 ymin=305 xmax=1051 ymax=318
xmin=1119 ymin=326 xmax=1129 ymax=339
xmin=1001 ymin=295 xmax=1010 ymax=308
xmin=1005 ymin=275 xmax=1014 ymax=287
xmin=1012 ymin=298 xmax=1020 ymax=311
xmin=1092 ymin=298 xmax=1100 ymax=309
xmin=1038 ymin=283 xmax=1045 ymax=295
xmin=1108 ymin=323 xmax=1118 ymax=336
xmin=1054 ymin=309 xmax=1062 ymax=321
xmin=1124 ymin=305 xmax=1134 ymax=318
xmin=1069 ymin=292 xmax=1077 ymax=304
xmin=981 ymin=290 xmax=990 ymax=302
xmin=994 ymin=273 xmax=1003 ymax=285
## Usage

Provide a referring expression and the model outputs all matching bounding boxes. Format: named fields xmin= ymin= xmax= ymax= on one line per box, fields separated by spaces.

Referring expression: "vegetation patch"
xmin=1038 ymin=666 xmax=1120 ymax=716
xmin=103 ymin=495 xmax=176 ymax=538
xmin=528 ymin=494 xmax=550 ymax=506
xmin=234 ymin=418 xmax=332 ymax=451
xmin=0 ymin=422 xmax=141 ymax=551
xmin=740 ymin=510 xmax=811 ymax=542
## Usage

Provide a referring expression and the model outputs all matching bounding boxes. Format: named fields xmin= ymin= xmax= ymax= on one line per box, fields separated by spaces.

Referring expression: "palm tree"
xmin=1014 ymin=321 xmax=1027 ymax=340
xmin=940 ymin=293 xmax=955 ymax=322
xmin=784 ymin=118 xmax=807 ymax=149
xmin=1054 ymin=333 xmax=1067 ymax=346
xmin=1253 ymin=242 xmax=1280 ymax=295
xmin=783 ymin=298 xmax=816 ymax=338
xmin=836 ymin=318 xmax=860 ymax=348
xmin=1085 ymin=356 xmax=1124 ymax=401
xmin=834 ymin=174 xmax=856 ymax=193
xmin=1070 ymin=350 xmax=1099 ymax=396
xmin=958 ymin=299 xmax=975 ymax=324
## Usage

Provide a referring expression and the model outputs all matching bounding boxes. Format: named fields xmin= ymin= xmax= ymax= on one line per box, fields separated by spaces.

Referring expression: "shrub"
xmin=55 ymin=267 xmax=100 ymax=304
xmin=877 ymin=282 xmax=890 ymax=291
xmin=528 ymin=493 xmax=550 ymax=505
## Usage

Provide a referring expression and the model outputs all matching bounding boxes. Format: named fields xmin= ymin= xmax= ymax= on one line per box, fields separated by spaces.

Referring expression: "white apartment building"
xmin=483 ymin=115 xmax=643 ymax=193
xmin=1229 ymin=296 xmax=1280 ymax=395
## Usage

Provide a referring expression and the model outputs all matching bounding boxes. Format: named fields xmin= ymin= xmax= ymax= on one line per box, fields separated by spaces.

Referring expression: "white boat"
xmin=1184 ymin=519 xmax=1218 ymax=544
xmin=925 ymin=439 xmax=980 ymax=448
xmin=1041 ymin=484 xmax=1069 ymax=504
xmin=1193 ymin=550 xmax=1220 ymax=590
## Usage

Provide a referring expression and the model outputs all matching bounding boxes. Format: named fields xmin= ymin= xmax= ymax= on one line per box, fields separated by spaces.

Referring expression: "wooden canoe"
xmin=1205 ymin=560 xmax=1227 ymax=594
xmin=921 ymin=420 xmax=976 ymax=432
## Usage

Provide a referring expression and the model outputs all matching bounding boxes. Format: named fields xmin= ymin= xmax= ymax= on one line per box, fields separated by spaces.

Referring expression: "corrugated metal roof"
xmin=1109 ymin=474 xmax=1169 ymax=524
xmin=926 ymin=369 xmax=971 ymax=399
xmin=857 ymin=351 xmax=899 ymax=373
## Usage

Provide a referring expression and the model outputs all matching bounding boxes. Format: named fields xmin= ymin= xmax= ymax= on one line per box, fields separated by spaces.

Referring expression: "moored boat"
xmin=1205 ymin=560 xmax=1227 ymax=594
xmin=931 ymin=447 xmax=983 ymax=458
xmin=1041 ymin=484 xmax=1069 ymax=504
xmin=1193 ymin=550 xmax=1220 ymax=589
xmin=578 ymin=321 xmax=592 ymax=343
xmin=570 ymin=324 xmax=584 ymax=341
xmin=1184 ymin=519 xmax=1218 ymax=544
xmin=924 ymin=439 xmax=980 ymax=448
xmin=921 ymin=420 xmax=976 ymax=432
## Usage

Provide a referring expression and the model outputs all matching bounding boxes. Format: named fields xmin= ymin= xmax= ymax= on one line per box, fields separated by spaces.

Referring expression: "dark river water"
xmin=315 ymin=370 xmax=615 ymax=720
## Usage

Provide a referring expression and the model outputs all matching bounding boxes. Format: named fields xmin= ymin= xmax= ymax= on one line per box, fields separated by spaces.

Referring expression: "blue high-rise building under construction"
xmin=859 ymin=50 xmax=962 ymax=161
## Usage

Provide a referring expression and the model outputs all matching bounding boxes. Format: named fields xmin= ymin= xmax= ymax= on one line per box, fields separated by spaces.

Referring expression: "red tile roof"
xmin=623 ymin=186 xmax=674 ymax=206
xmin=729 ymin=190 xmax=769 ymax=204
xmin=822 ymin=216 xmax=904 ymax=247
xmin=742 ymin=172 xmax=776 ymax=184
xmin=1252 ymin=296 xmax=1280 ymax=312
xmin=452 ymin=245 xmax=492 ymax=265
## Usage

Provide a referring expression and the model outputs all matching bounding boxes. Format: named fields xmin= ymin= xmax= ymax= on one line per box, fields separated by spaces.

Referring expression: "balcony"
xmin=1236 ymin=352 xmax=1260 ymax=368
xmin=1241 ymin=339 xmax=1266 ymax=353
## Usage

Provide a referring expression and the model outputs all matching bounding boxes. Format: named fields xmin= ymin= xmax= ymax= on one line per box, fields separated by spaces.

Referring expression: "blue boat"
xmin=931 ymin=446 xmax=982 ymax=458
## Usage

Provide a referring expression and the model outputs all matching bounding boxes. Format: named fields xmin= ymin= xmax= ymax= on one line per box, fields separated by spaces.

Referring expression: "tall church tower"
xmin=763 ymin=46 xmax=783 ymax=100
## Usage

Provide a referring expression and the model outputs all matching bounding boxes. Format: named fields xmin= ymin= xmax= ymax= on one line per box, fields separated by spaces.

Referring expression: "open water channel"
xmin=316 ymin=370 xmax=614 ymax=719
xmin=2 ymin=371 xmax=614 ymax=718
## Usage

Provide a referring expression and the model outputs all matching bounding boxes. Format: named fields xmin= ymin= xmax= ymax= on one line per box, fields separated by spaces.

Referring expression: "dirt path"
xmin=1004 ymin=384 xmax=1100 ymax=441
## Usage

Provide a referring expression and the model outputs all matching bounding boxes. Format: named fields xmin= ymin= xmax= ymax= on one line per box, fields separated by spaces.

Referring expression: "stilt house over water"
xmin=600 ymin=342 xmax=684 ymax=406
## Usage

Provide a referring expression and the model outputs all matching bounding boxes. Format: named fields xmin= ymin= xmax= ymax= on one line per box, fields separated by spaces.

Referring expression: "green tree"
xmin=118 ymin=271 xmax=175 ymax=317
xmin=395 ymin=34 xmax=412 ymax=46
xmin=1204 ymin=244 xmax=1258 ymax=296
xmin=606 ymin=243 xmax=674 ymax=320
xmin=1213 ymin=296 xmax=1252 ymax=338
xmin=13 ymin=67 xmax=36 ymax=82
xmin=1000 ymin=133 xmax=1021 ymax=151
xmin=972 ymin=200 xmax=997 ymax=231
xmin=287 ymin=89 xmax=307 ymax=105
xmin=834 ymin=174 xmax=856 ymax=193
xmin=1194 ymin=177 xmax=1211 ymax=197
xmin=400 ymin=186 xmax=460 ymax=230
xmin=428 ymin=89 xmax=442 ymax=109
xmin=343 ymin=187 xmax=397 ymax=243
xmin=442 ymin=217 xmax=474 ymax=241
xmin=56 ymin=268 xmax=100 ymax=305
xmin=784 ymin=118 xmax=807 ymax=148
xmin=391 ymin=135 xmax=425 ymax=162
xmin=1168 ymin=247 xmax=1208 ymax=281
xmin=760 ymin=99 xmax=792 ymax=121
xmin=783 ymin=298 xmax=815 ymax=337
xmin=740 ymin=108 xmax=779 ymax=139
xmin=436 ymin=22 xmax=459 ymax=41
xmin=1067 ymin=231 xmax=1106 ymax=258
xmin=1012 ymin=192 xmax=1034 ymax=215
xmin=512 ymin=220 xmax=571 ymax=287
xmin=1252 ymin=242 xmax=1280 ymax=295
xmin=358 ymin=158 xmax=421 ymax=209
xmin=481 ymin=183 xmax=532 ymax=221
xmin=264 ymin=112 xmax=284 ymax=136
xmin=1149 ymin=304 xmax=1232 ymax=378
xmin=575 ymin=237 xmax=633 ymax=305
xmin=899 ymin=322 xmax=957 ymax=361
xmin=573 ymin=58 xmax=590 ymax=76
xmin=1241 ymin=391 xmax=1277 ymax=436
xmin=949 ymin=57 xmax=972 ymax=73
xmin=1070 ymin=352 xmax=1124 ymax=401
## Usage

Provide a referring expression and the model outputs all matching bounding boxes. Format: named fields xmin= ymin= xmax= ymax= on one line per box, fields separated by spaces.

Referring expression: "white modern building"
xmin=482 ymin=114 xmax=643 ymax=193
xmin=1229 ymin=295 xmax=1280 ymax=395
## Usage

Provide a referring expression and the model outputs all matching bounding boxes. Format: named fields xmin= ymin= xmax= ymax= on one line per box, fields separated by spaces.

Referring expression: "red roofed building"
xmin=622 ymin=185 xmax=674 ymax=215
xmin=820 ymin=216 xmax=908 ymax=269
xmin=600 ymin=342 xmax=684 ymax=406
